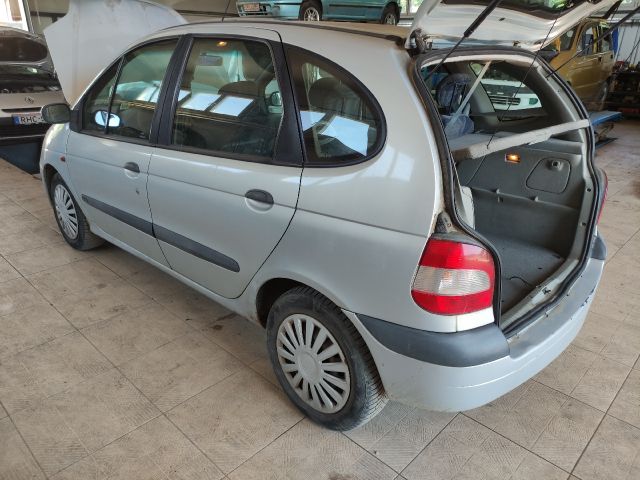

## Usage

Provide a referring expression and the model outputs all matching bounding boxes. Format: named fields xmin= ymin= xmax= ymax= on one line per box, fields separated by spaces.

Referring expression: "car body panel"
xmin=408 ymin=0 xmax=618 ymax=50
xmin=43 ymin=0 xmax=186 ymax=105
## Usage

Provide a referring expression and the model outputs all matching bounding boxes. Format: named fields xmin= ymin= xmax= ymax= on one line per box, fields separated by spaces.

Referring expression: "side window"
xmin=599 ymin=25 xmax=612 ymax=53
xmin=473 ymin=63 xmax=543 ymax=112
xmin=581 ymin=25 xmax=596 ymax=56
xmin=82 ymin=62 xmax=119 ymax=132
xmin=288 ymin=49 xmax=384 ymax=166
xmin=108 ymin=39 xmax=178 ymax=140
xmin=171 ymin=38 xmax=282 ymax=160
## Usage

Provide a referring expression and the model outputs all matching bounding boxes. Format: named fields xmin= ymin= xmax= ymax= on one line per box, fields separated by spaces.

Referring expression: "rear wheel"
xmin=299 ymin=1 xmax=322 ymax=21
xmin=380 ymin=4 xmax=398 ymax=25
xmin=49 ymin=173 xmax=104 ymax=251
xmin=266 ymin=287 xmax=387 ymax=430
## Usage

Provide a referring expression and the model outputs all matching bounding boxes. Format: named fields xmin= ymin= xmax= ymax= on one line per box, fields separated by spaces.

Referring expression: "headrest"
xmin=308 ymin=77 xmax=342 ymax=109
xmin=219 ymin=80 xmax=259 ymax=97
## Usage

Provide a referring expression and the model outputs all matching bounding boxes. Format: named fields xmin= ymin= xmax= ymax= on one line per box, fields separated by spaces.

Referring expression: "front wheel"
xmin=49 ymin=173 xmax=104 ymax=251
xmin=380 ymin=5 xmax=399 ymax=25
xmin=299 ymin=1 xmax=322 ymax=21
xmin=266 ymin=287 xmax=387 ymax=430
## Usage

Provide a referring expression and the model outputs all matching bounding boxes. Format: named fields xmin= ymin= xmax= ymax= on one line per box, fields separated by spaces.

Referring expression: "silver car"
xmin=40 ymin=0 xmax=611 ymax=430
xmin=0 ymin=27 xmax=64 ymax=145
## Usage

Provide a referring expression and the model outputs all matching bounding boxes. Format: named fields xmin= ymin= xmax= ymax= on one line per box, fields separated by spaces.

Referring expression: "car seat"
xmin=435 ymin=73 xmax=475 ymax=139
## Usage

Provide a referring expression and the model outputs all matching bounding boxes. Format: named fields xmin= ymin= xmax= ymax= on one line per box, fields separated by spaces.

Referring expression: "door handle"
xmin=124 ymin=162 xmax=140 ymax=174
xmin=245 ymin=189 xmax=273 ymax=205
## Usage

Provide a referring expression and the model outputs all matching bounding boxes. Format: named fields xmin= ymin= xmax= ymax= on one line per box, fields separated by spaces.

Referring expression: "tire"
xmin=299 ymin=1 xmax=322 ymax=21
xmin=49 ymin=173 xmax=104 ymax=251
xmin=266 ymin=286 xmax=387 ymax=430
xmin=380 ymin=4 xmax=398 ymax=25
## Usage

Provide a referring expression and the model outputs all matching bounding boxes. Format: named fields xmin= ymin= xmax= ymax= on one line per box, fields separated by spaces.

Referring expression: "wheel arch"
xmin=387 ymin=1 xmax=400 ymax=17
xmin=42 ymin=163 xmax=59 ymax=196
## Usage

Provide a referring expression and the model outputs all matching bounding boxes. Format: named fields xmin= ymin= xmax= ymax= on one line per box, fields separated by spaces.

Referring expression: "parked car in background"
xmin=236 ymin=0 xmax=401 ymax=24
xmin=542 ymin=18 xmax=615 ymax=110
xmin=0 ymin=27 xmax=64 ymax=145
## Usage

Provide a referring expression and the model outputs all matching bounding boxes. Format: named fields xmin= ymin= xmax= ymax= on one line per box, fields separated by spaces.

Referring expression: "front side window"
xmin=108 ymin=39 xmax=178 ymax=140
xmin=288 ymin=49 xmax=384 ymax=166
xmin=171 ymin=38 xmax=283 ymax=160
xmin=82 ymin=62 xmax=119 ymax=133
xmin=580 ymin=25 xmax=597 ymax=56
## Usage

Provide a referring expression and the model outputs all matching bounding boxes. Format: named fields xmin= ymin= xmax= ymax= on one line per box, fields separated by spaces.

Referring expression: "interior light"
xmin=505 ymin=153 xmax=520 ymax=164
xmin=217 ymin=41 xmax=227 ymax=47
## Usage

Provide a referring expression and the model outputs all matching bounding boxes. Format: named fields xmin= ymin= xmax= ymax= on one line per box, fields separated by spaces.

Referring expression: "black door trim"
xmin=81 ymin=195 xmax=154 ymax=236
xmin=81 ymin=195 xmax=240 ymax=273
xmin=154 ymin=225 xmax=240 ymax=273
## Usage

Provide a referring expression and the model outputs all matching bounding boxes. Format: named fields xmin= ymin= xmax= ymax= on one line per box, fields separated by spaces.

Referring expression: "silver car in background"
xmin=0 ymin=27 xmax=64 ymax=145
xmin=40 ymin=0 xmax=611 ymax=430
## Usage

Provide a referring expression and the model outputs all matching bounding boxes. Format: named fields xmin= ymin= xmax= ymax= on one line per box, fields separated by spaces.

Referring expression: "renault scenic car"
xmin=41 ymin=0 xmax=610 ymax=430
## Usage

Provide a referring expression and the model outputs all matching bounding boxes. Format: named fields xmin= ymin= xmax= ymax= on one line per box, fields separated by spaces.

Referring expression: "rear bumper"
xmin=344 ymin=257 xmax=604 ymax=411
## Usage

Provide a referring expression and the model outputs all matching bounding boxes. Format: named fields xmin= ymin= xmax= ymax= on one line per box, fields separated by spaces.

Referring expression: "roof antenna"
xmin=221 ymin=0 xmax=232 ymax=22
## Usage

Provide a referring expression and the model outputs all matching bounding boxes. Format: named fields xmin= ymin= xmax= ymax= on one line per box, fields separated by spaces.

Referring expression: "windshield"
xmin=0 ymin=36 xmax=48 ymax=62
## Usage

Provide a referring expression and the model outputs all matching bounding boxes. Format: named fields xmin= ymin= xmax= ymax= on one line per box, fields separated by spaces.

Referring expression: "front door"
xmin=568 ymin=22 xmax=601 ymax=101
xmin=147 ymin=30 xmax=303 ymax=298
xmin=66 ymin=39 xmax=179 ymax=265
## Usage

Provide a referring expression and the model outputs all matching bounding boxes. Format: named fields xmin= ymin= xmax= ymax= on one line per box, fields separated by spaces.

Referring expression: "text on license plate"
xmin=243 ymin=3 xmax=261 ymax=12
xmin=12 ymin=113 xmax=44 ymax=125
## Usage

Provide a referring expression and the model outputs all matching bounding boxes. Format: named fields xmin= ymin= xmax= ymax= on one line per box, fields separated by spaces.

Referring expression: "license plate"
xmin=12 ymin=113 xmax=45 ymax=125
xmin=243 ymin=3 xmax=261 ymax=12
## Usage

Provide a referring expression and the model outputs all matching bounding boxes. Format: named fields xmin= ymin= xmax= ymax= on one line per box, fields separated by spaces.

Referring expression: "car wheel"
xmin=49 ymin=173 xmax=104 ymax=250
xmin=380 ymin=5 xmax=398 ymax=25
xmin=299 ymin=1 xmax=322 ymax=21
xmin=266 ymin=286 xmax=387 ymax=430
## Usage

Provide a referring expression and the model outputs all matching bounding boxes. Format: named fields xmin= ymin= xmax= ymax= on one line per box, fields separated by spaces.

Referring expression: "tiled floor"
xmin=1 ymin=121 xmax=639 ymax=480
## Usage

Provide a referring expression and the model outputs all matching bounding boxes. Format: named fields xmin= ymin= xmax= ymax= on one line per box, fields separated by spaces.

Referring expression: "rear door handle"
xmin=124 ymin=162 xmax=140 ymax=173
xmin=245 ymin=189 xmax=273 ymax=205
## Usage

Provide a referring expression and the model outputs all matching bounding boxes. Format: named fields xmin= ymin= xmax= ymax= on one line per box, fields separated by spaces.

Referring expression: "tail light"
xmin=411 ymin=238 xmax=495 ymax=315
xmin=597 ymin=171 xmax=608 ymax=224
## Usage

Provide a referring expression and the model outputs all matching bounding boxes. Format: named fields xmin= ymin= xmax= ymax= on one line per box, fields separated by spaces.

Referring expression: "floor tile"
xmin=0 ymin=224 xmax=62 ymax=256
xmin=48 ymin=369 xmax=160 ymax=453
xmin=229 ymin=419 xmax=396 ymax=480
xmin=0 ymin=302 xmax=74 ymax=359
xmin=199 ymin=314 xmax=268 ymax=365
xmin=601 ymin=322 xmax=640 ymax=367
xmin=93 ymin=246 xmax=150 ymax=278
xmin=0 ymin=255 xmax=21 ymax=283
xmin=12 ymin=400 xmax=89 ymax=476
xmin=0 ymin=277 xmax=48 ymax=316
xmin=535 ymin=345 xmax=598 ymax=395
xmin=3 ymin=183 xmax=47 ymax=203
xmin=0 ymin=331 xmax=112 ymax=414
xmin=346 ymin=402 xmax=414 ymax=451
xmin=608 ymin=369 xmax=640 ymax=429
xmin=573 ymin=415 xmax=640 ymax=480
xmin=121 ymin=331 xmax=242 ymax=412
xmin=573 ymin=311 xmax=623 ymax=354
xmin=0 ymin=416 xmax=46 ymax=480
xmin=167 ymin=368 xmax=302 ymax=473
xmin=157 ymin=288 xmax=232 ymax=327
xmin=466 ymin=380 xmax=567 ymax=448
xmin=125 ymin=265 xmax=190 ymax=299
xmin=51 ymin=416 xmax=224 ymax=480
xmin=363 ymin=409 xmax=456 ymax=472
xmin=27 ymin=258 xmax=120 ymax=302
xmin=82 ymin=303 xmax=192 ymax=365
xmin=51 ymin=279 xmax=153 ymax=329
xmin=30 ymin=206 xmax=59 ymax=230
xmin=570 ymin=356 xmax=631 ymax=411
xmin=531 ymin=398 xmax=603 ymax=471
xmin=5 ymin=243 xmax=90 ymax=275
xmin=401 ymin=415 xmax=567 ymax=480
xmin=0 ymin=210 xmax=42 ymax=236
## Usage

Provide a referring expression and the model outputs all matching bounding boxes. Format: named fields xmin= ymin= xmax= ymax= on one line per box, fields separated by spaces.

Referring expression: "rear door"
xmin=147 ymin=29 xmax=303 ymax=298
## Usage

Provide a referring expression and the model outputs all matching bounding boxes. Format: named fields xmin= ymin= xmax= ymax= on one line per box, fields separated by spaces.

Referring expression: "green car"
xmin=236 ymin=0 xmax=401 ymax=24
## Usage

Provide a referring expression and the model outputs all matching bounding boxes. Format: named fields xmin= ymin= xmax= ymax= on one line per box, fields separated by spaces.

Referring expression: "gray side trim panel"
xmin=154 ymin=224 xmax=240 ymax=273
xmin=81 ymin=195 xmax=154 ymax=236
xmin=590 ymin=234 xmax=607 ymax=261
xmin=358 ymin=314 xmax=510 ymax=367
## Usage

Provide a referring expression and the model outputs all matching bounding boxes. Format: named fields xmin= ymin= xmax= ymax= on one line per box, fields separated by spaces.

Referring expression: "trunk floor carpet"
xmin=483 ymin=233 xmax=565 ymax=312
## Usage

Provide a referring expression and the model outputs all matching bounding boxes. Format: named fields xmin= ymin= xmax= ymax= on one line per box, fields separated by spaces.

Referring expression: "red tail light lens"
xmin=597 ymin=171 xmax=608 ymax=224
xmin=411 ymin=238 xmax=495 ymax=315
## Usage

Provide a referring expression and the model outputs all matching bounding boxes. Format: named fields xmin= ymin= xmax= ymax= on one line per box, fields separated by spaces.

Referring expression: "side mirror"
xmin=41 ymin=103 xmax=70 ymax=124
xmin=94 ymin=110 xmax=121 ymax=128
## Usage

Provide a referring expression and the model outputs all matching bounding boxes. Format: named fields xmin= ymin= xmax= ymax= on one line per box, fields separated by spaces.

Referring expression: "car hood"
xmin=44 ymin=0 xmax=186 ymax=106
xmin=408 ymin=0 xmax=617 ymax=50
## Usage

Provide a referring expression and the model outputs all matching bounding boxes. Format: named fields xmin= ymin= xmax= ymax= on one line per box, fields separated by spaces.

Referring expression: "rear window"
xmin=0 ymin=37 xmax=48 ymax=62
